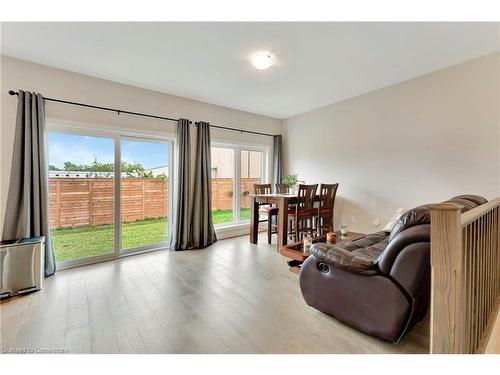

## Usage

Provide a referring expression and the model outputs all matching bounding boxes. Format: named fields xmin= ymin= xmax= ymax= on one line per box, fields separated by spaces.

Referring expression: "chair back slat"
xmin=275 ymin=184 xmax=289 ymax=194
xmin=254 ymin=184 xmax=272 ymax=195
xmin=297 ymin=184 xmax=318 ymax=210
xmin=319 ymin=183 xmax=339 ymax=211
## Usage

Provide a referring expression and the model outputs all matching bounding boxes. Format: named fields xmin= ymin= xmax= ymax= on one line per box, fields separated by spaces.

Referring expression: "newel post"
xmin=429 ymin=203 xmax=464 ymax=354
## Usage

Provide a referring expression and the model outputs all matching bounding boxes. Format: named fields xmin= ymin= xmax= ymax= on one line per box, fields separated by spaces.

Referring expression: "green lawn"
xmin=52 ymin=208 xmax=251 ymax=262
xmin=52 ymin=217 xmax=169 ymax=262
xmin=211 ymin=207 xmax=250 ymax=225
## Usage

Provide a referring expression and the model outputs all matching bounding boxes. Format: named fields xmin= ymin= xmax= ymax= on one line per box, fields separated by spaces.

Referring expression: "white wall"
xmin=0 ymin=56 xmax=282 ymax=233
xmin=283 ymin=53 xmax=500 ymax=233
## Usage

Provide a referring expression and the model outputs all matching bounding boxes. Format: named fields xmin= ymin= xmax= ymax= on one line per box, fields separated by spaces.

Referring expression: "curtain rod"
xmin=195 ymin=122 xmax=277 ymax=137
xmin=8 ymin=90 xmax=279 ymax=138
xmin=8 ymin=90 xmax=185 ymax=124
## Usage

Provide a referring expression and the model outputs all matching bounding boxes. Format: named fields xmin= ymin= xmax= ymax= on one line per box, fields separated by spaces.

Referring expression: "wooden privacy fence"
xmin=430 ymin=198 xmax=500 ymax=354
xmin=49 ymin=178 xmax=168 ymax=228
xmin=211 ymin=178 xmax=261 ymax=211
xmin=49 ymin=177 xmax=261 ymax=229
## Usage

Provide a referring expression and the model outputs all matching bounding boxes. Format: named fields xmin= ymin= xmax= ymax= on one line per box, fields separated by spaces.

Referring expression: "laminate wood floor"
xmin=0 ymin=234 xmax=429 ymax=354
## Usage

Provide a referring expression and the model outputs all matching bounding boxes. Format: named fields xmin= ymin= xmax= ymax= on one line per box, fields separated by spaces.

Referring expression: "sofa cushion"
xmin=288 ymin=208 xmax=316 ymax=217
xmin=259 ymin=206 xmax=279 ymax=214
xmin=310 ymin=231 xmax=389 ymax=275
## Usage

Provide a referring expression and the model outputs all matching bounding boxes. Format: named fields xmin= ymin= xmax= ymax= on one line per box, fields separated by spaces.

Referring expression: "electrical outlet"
xmin=351 ymin=215 xmax=356 ymax=224
xmin=373 ymin=218 xmax=381 ymax=227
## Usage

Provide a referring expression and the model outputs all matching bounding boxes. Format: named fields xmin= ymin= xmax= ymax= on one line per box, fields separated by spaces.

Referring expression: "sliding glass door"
xmin=48 ymin=132 xmax=117 ymax=264
xmin=210 ymin=143 xmax=267 ymax=228
xmin=120 ymin=138 xmax=170 ymax=253
xmin=48 ymin=127 xmax=172 ymax=267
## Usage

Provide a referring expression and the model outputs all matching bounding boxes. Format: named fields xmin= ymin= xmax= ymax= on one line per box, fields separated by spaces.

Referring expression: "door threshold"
xmin=56 ymin=244 xmax=170 ymax=271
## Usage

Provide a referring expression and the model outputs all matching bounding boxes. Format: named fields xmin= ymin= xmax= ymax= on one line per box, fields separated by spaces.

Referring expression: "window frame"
xmin=210 ymin=140 xmax=270 ymax=228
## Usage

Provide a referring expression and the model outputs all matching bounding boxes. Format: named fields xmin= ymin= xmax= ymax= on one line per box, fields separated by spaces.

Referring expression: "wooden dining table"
xmin=249 ymin=193 xmax=320 ymax=250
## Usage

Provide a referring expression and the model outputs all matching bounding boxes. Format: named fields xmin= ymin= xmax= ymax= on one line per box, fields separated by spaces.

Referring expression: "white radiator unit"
xmin=0 ymin=236 xmax=45 ymax=299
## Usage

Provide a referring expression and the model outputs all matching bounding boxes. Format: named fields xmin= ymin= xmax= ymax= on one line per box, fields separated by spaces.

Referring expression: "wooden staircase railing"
xmin=430 ymin=198 xmax=500 ymax=353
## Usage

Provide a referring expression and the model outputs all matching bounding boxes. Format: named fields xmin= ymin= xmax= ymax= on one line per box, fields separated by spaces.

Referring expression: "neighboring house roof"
xmin=49 ymin=171 xmax=127 ymax=178
xmin=145 ymin=165 xmax=169 ymax=177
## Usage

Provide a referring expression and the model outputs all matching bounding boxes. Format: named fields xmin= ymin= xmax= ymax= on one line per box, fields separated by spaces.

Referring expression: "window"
xmin=239 ymin=149 xmax=263 ymax=221
xmin=210 ymin=146 xmax=235 ymax=226
xmin=211 ymin=143 xmax=267 ymax=227
xmin=48 ymin=127 xmax=172 ymax=267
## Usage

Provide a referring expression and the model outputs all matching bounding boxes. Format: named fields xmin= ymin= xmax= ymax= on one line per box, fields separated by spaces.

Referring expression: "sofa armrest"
xmin=310 ymin=243 xmax=378 ymax=275
xmin=378 ymin=224 xmax=430 ymax=274
xmin=389 ymin=242 xmax=430 ymax=297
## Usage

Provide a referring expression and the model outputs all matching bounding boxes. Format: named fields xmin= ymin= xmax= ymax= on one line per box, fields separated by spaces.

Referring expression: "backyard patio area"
xmin=52 ymin=208 xmax=251 ymax=261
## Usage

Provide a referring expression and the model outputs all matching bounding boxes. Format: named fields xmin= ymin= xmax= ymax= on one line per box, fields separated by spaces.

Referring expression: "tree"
xmin=49 ymin=165 xmax=60 ymax=171
xmin=63 ymin=161 xmax=84 ymax=171
xmin=59 ymin=159 xmax=159 ymax=179
xmin=62 ymin=159 xmax=113 ymax=172
xmin=88 ymin=158 xmax=113 ymax=172
xmin=122 ymin=161 xmax=153 ymax=178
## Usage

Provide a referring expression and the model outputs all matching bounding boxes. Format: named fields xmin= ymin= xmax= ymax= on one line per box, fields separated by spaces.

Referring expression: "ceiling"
xmin=1 ymin=22 xmax=499 ymax=119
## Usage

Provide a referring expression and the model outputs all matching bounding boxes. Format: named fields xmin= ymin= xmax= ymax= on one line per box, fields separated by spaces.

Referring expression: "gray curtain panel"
xmin=273 ymin=135 xmax=283 ymax=190
xmin=2 ymin=91 xmax=56 ymax=277
xmin=169 ymin=119 xmax=192 ymax=250
xmin=190 ymin=122 xmax=217 ymax=248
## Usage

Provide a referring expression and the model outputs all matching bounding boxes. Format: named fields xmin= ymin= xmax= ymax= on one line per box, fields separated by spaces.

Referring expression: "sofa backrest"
xmin=448 ymin=194 xmax=488 ymax=207
xmin=388 ymin=205 xmax=431 ymax=242
xmin=378 ymin=195 xmax=487 ymax=279
xmin=388 ymin=194 xmax=487 ymax=243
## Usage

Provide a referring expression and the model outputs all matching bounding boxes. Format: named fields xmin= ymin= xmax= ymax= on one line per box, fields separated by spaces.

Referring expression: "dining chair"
xmin=288 ymin=184 xmax=318 ymax=241
xmin=316 ymin=183 xmax=339 ymax=236
xmin=275 ymin=183 xmax=289 ymax=194
xmin=276 ymin=183 xmax=298 ymax=238
xmin=254 ymin=183 xmax=278 ymax=244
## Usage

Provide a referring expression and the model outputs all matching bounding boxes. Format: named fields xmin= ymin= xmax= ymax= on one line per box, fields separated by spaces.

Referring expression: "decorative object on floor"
xmin=3 ymin=91 xmax=56 ymax=277
xmin=190 ymin=121 xmax=217 ymax=248
xmin=170 ymin=119 xmax=192 ymax=250
xmin=299 ymin=195 xmax=487 ymax=343
xmin=302 ymin=234 xmax=313 ymax=254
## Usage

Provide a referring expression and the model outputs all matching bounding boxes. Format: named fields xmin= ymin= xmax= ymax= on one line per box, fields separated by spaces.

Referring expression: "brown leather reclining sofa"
xmin=299 ymin=195 xmax=487 ymax=343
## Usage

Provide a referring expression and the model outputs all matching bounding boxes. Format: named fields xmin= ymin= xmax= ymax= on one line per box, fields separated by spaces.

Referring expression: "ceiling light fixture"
xmin=250 ymin=52 xmax=274 ymax=70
